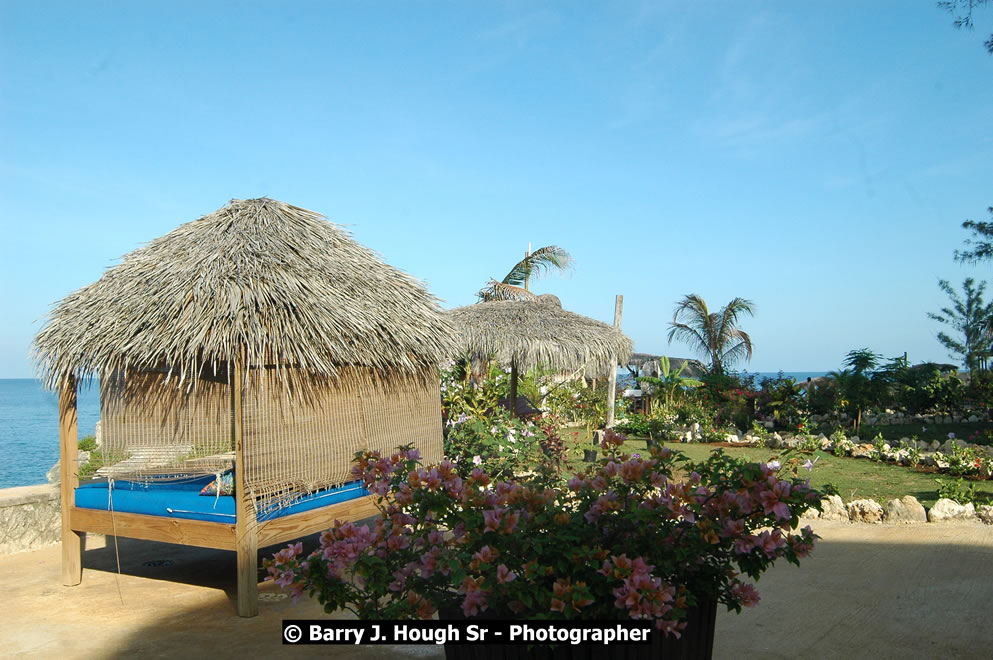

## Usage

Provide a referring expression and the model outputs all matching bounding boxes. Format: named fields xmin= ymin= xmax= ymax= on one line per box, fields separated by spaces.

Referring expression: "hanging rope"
xmin=107 ymin=478 xmax=125 ymax=607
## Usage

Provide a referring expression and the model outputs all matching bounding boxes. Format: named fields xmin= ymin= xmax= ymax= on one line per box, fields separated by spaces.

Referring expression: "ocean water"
xmin=0 ymin=379 xmax=101 ymax=489
xmin=747 ymin=372 xmax=829 ymax=383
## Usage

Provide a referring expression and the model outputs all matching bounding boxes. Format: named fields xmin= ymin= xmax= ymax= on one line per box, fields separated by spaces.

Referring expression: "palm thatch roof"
xmin=446 ymin=294 xmax=633 ymax=376
xmin=33 ymin=197 xmax=454 ymax=389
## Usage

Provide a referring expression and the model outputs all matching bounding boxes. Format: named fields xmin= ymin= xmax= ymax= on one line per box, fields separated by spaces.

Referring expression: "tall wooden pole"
xmin=605 ymin=295 xmax=623 ymax=429
xmin=60 ymin=375 xmax=83 ymax=586
xmin=233 ymin=347 xmax=258 ymax=617
xmin=509 ymin=359 xmax=519 ymax=418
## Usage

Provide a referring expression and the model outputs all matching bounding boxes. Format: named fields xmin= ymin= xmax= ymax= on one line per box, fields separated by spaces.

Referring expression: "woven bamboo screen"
xmin=242 ymin=368 xmax=443 ymax=501
xmin=99 ymin=371 xmax=232 ymax=479
xmin=98 ymin=367 xmax=443 ymax=503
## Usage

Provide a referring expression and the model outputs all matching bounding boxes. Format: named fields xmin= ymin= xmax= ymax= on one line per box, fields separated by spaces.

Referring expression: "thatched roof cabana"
xmin=446 ymin=294 xmax=633 ymax=413
xmin=447 ymin=294 xmax=632 ymax=375
xmin=33 ymin=197 xmax=453 ymax=617
xmin=34 ymin=197 xmax=452 ymax=389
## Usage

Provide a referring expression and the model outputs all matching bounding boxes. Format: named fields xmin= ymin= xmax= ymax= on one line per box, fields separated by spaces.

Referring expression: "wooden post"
xmin=233 ymin=348 xmax=258 ymax=617
xmin=60 ymin=376 xmax=83 ymax=586
xmin=509 ymin=359 xmax=519 ymax=418
xmin=605 ymin=295 xmax=623 ymax=429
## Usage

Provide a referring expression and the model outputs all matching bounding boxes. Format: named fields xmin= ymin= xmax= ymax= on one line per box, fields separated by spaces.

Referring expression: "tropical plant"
xmin=444 ymin=411 xmax=566 ymax=481
xmin=829 ymin=349 xmax=886 ymax=434
xmin=935 ymin=477 xmax=977 ymax=505
xmin=928 ymin=278 xmax=993 ymax=372
xmin=265 ymin=433 xmax=822 ymax=636
xmin=636 ymin=356 xmax=703 ymax=409
xmin=478 ymin=245 xmax=573 ymax=301
xmin=755 ymin=373 xmax=807 ymax=430
xmin=667 ymin=295 xmax=756 ymax=375
xmin=440 ymin=358 xmax=507 ymax=425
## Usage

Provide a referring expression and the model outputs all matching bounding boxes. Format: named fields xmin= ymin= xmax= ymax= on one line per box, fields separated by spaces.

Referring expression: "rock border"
xmin=802 ymin=494 xmax=993 ymax=525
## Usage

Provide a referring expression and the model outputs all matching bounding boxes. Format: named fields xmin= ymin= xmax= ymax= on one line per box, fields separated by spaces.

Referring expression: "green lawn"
xmin=560 ymin=428 xmax=993 ymax=508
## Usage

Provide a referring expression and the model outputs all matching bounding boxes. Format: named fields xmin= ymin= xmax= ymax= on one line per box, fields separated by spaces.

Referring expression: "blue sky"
xmin=1 ymin=1 xmax=991 ymax=377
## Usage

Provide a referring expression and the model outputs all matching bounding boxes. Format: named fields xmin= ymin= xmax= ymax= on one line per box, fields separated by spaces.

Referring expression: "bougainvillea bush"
xmin=265 ymin=431 xmax=823 ymax=637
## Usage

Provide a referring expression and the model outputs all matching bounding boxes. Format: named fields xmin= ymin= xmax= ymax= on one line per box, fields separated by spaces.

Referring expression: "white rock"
xmin=46 ymin=461 xmax=60 ymax=484
xmin=847 ymin=499 xmax=884 ymax=524
xmin=819 ymin=495 xmax=848 ymax=521
xmin=928 ymin=498 xmax=977 ymax=522
xmin=978 ymin=505 xmax=993 ymax=525
xmin=968 ymin=415 xmax=979 ymax=423
xmin=800 ymin=507 xmax=820 ymax=519
xmin=884 ymin=496 xmax=927 ymax=523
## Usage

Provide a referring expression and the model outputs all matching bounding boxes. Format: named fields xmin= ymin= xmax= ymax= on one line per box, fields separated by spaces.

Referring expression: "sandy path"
xmin=2 ymin=520 xmax=991 ymax=659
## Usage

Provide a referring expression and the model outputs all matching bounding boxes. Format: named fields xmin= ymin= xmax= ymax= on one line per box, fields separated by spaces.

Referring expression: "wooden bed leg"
xmin=232 ymin=348 xmax=258 ymax=617
xmin=62 ymin=529 xmax=83 ymax=586
xmin=60 ymin=377 xmax=83 ymax=586
xmin=236 ymin=522 xmax=259 ymax=617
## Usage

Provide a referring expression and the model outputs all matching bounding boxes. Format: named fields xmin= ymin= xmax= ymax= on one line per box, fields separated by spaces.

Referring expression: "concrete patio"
xmin=3 ymin=520 xmax=992 ymax=659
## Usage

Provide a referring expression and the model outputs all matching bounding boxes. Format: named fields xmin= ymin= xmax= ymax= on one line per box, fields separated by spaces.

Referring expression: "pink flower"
xmin=473 ymin=545 xmax=498 ymax=564
xmin=734 ymin=535 xmax=757 ymax=554
xmin=731 ymin=580 xmax=760 ymax=607
xmin=461 ymin=589 xmax=487 ymax=617
xmin=482 ymin=509 xmax=504 ymax=532
xmin=756 ymin=530 xmax=786 ymax=558
xmin=496 ymin=564 xmax=517 ymax=584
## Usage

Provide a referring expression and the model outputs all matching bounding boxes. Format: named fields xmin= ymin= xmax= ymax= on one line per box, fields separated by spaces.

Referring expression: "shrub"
xmin=265 ymin=434 xmax=823 ymax=633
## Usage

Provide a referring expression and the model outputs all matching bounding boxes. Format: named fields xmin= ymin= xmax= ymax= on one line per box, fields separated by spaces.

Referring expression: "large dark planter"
xmin=442 ymin=599 xmax=717 ymax=660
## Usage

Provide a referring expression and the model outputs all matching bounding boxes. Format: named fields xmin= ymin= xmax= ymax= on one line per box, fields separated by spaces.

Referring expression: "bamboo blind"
xmin=98 ymin=366 xmax=443 ymax=505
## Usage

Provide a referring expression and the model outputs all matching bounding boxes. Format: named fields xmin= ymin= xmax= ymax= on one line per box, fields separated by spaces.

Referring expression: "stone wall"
xmin=0 ymin=484 xmax=61 ymax=555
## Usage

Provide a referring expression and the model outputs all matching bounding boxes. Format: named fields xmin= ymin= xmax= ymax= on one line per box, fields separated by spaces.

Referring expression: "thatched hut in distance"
xmin=33 ymin=197 xmax=453 ymax=616
xmin=446 ymin=294 xmax=633 ymax=414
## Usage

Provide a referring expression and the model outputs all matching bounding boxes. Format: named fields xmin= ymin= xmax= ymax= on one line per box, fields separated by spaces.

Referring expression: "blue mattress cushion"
xmin=75 ymin=476 xmax=369 ymax=523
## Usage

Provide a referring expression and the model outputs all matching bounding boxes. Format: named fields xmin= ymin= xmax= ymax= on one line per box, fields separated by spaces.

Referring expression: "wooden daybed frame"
xmin=58 ymin=361 xmax=380 ymax=618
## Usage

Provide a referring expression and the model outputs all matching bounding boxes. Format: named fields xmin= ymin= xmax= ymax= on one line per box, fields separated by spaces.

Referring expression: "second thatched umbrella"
xmin=446 ymin=294 xmax=634 ymax=416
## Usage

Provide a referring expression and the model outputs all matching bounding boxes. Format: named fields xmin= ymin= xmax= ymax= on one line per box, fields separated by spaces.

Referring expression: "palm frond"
xmin=502 ymin=246 xmax=573 ymax=288
xmin=478 ymin=280 xmax=539 ymax=302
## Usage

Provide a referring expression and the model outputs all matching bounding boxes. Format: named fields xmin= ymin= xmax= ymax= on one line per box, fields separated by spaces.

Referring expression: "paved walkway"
xmin=3 ymin=521 xmax=992 ymax=659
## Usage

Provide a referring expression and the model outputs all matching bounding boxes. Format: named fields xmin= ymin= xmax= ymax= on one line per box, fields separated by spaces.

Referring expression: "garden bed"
xmin=605 ymin=435 xmax=993 ymax=509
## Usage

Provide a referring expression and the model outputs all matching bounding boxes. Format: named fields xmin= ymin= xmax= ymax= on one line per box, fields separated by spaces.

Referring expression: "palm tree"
xmin=667 ymin=294 xmax=755 ymax=375
xmin=830 ymin=348 xmax=884 ymax=432
xmin=478 ymin=245 xmax=573 ymax=301
xmin=928 ymin=278 xmax=993 ymax=372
